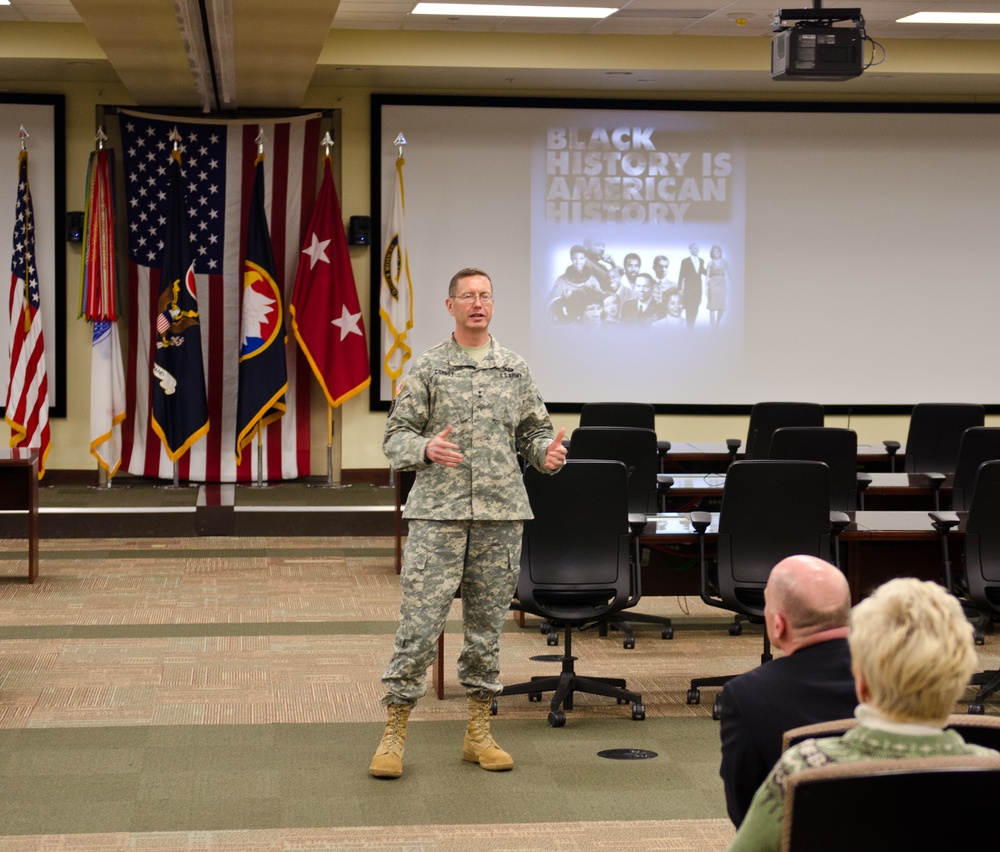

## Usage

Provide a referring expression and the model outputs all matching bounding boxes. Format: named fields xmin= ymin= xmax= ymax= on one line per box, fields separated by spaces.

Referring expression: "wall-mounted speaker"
xmin=348 ymin=215 xmax=371 ymax=246
xmin=66 ymin=211 xmax=84 ymax=243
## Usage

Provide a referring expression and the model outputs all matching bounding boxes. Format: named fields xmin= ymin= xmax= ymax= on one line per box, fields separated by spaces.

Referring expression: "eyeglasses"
xmin=452 ymin=293 xmax=494 ymax=304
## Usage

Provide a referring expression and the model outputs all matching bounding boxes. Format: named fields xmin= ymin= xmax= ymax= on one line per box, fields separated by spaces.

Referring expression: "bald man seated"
xmin=718 ymin=554 xmax=858 ymax=828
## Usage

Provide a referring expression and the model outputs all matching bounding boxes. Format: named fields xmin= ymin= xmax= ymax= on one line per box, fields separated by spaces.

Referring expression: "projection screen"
xmin=370 ymin=95 xmax=1000 ymax=414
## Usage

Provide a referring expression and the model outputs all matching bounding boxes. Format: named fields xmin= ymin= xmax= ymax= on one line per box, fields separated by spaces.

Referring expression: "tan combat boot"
xmin=369 ymin=702 xmax=413 ymax=778
xmin=462 ymin=696 xmax=514 ymax=771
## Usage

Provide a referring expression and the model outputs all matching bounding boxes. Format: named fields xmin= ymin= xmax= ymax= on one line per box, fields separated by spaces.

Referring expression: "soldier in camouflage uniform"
xmin=370 ymin=268 xmax=567 ymax=779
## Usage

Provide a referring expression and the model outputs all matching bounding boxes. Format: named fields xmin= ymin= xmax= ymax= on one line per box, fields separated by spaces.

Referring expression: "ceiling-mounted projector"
xmin=772 ymin=7 xmax=865 ymax=81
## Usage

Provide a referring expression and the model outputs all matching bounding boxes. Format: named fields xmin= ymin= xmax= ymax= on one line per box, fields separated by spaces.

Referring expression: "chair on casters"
xmin=567 ymin=425 xmax=673 ymax=643
xmin=501 ymin=459 xmax=646 ymax=727
xmin=726 ymin=401 xmax=824 ymax=462
xmin=781 ymin=754 xmax=1000 ymax=852
xmin=883 ymin=403 xmax=984 ymax=492
xmin=685 ymin=460 xmax=841 ymax=719
xmin=930 ymin=459 xmax=1000 ymax=712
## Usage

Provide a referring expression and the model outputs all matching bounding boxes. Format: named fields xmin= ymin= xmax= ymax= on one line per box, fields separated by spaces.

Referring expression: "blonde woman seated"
xmin=727 ymin=577 xmax=996 ymax=852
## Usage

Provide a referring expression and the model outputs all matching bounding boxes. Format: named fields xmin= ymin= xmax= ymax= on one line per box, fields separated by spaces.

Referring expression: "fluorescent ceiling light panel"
xmin=897 ymin=12 xmax=1000 ymax=25
xmin=412 ymin=3 xmax=617 ymax=19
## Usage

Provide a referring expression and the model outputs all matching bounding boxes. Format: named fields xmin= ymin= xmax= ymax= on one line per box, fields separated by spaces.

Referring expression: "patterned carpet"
xmin=0 ymin=535 xmax=996 ymax=850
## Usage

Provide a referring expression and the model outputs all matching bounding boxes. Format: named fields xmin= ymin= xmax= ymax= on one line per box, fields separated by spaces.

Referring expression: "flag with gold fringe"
xmin=290 ymin=155 xmax=370 ymax=407
xmin=5 ymin=147 xmax=51 ymax=477
xmin=80 ymin=144 xmax=127 ymax=476
xmin=379 ymin=154 xmax=413 ymax=390
xmin=235 ymin=150 xmax=287 ymax=465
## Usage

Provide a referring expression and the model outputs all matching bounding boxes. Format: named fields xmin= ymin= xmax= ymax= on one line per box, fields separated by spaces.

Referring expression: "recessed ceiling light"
xmin=412 ymin=3 xmax=617 ymax=19
xmin=897 ymin=12 xmax=1000 ymax=25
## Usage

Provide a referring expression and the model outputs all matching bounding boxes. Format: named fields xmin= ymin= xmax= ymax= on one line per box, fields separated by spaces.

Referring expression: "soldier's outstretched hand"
xmin=545 ymin=428 xmax=568 ymax=470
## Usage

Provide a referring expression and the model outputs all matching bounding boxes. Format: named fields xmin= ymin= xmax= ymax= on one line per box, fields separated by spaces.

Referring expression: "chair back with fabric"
xmin=782 ymin=714 xmax=1000 ymax=754
xmin=768 ymin=427 xmax=859 ymax=512
xmin=903 ymin=402 xmax=984 ymax=475
xmin=743 ymin=401 xmax=824 ymax=460
xmin=567 ymin=426 xmax=659 ymax=514
xmin=579 ymin=401 xmax=655 ymax=431
xmin=781 ymin=755 xmax=1000 ymax=852
xmin=714 ymin=460 xmax=832 ymax=617
xmin=517 ymin=459 xmax=635 ymax=622
xmin=951 ymin=426 xmax=1000 ymax=511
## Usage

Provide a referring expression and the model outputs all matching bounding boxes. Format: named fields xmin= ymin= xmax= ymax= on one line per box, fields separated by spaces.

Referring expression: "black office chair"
xmin=950 ymin=426 xmax=1000 ymax=512
xmin=502 ymin=460 xmax=646 ymax=727
xmin=930 ymin=459 xmax=1000 ymax=712
xmin=727 ymin=401 xmax=824 ymax=462
xmin=883 ymin=402 xmax=984 ymax=478
xmin=567 ymin=425 xmax=673 ymax=642
xmin=578 ymin=401 xmax=671 ymax=468
xmin=685 ymin=460 xmax=838 ymax=719
xmin=781 ymin=755 xmax=1000 ymax=852
xmin=768 ymin=426 xmax=868 ymax=513
xmin=579 ymin=401 xmax=654 ymax=430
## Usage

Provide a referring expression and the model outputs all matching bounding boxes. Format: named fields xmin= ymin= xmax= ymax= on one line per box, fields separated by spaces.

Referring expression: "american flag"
xmin=5 ymin=149 xmax=50 ymax=476
xmin=118 ymin=111 xmax=321 ymax=482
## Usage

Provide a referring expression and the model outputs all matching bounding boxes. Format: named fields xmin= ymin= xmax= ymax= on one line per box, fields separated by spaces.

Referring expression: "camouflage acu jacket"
xmin=383 ymin=336 xmax=556 ymax=520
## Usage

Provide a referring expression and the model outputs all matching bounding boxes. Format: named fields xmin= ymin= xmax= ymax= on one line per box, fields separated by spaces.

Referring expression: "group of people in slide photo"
xmin=546 ymin=237 xmax=731 ymax=331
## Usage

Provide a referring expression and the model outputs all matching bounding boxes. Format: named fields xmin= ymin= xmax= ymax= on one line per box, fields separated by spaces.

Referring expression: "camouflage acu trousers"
xmin=381 ymin=519 xmax=523 ymax=706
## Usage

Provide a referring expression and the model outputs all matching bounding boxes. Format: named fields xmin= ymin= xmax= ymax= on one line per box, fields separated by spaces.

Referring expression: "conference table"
xmin=660 ymin=441 xmax=901 ymax=474
xmin=0 ymin=448 xmax=39 ymax=583
xmin=638 ymin=509 xmax=959 ymax=605
xmin=658 ymin=471 xmax=952 ymax=512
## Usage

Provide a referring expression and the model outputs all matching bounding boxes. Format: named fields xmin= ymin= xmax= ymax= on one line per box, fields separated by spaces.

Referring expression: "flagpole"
xmin=256 ymin=426 xmax=263 ymax=488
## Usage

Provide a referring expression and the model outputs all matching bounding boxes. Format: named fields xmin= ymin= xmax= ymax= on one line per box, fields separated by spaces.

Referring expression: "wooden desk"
xmin=0 ymin=449 xmax=39 ymax=583
xmin=639 ymin=510 xmax=956 ymax=605
xmin=657 ymin=470 xmax=945 ymax=513
xmin=862 ymin=472 xmax=953 ymax=510
xmin=662 ymin=442 xmax=900 ymax=474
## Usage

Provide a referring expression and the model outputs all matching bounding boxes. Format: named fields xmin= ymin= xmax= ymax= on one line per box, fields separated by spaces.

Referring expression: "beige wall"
xmin=11 ymin=78 xmax=995 ymax=476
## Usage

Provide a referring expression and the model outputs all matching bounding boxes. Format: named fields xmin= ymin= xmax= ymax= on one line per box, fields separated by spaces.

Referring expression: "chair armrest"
xmin=627 ymin=513 xmax=648 ymax=535
xmin=725 ymin=438 xmax=741 ymax=455
xmin=929 ymin=510 xmax=960 ymax=532
xmin=923 ymin=472 xmax=946 ymax=490
xmin=690 ymin=511 xmax=713 ymax=533
xmin=656 ymin=439 xmax=671 ymax=454
xmin=856 ymin=472 xmax=872 ymax=491
xmin=656 ymin=473 xmax=674 ymax=490
xmin=883 ymin=440 xmax=901 ymax=454
xmin=830 ymin=511 xmax=851 ymax=534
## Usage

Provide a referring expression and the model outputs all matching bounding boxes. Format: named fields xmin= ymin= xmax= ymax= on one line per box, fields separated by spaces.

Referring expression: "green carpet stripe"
xmin=0 ymin=617 xmax=754 ymax=641
xmin=0 ymin=717 xmax=725 ymax=835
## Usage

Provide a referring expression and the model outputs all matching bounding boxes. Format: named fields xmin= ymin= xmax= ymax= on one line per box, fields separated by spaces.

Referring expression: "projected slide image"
xmin=530 ymin=115 xmax=745 ymax=400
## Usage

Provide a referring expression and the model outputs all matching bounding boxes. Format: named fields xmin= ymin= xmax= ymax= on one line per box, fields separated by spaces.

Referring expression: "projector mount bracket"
xmin=772 ymin=7 xmax=864 ymax=33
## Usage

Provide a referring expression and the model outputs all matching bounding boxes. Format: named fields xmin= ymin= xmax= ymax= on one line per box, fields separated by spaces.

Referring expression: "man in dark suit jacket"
xmin=719 ymin=554 xmax=858 ymax=828
xmin=619 ymin=273 xmax=664 ymax=324
xmin=677 ymin=243 xmax=706 ymax=328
